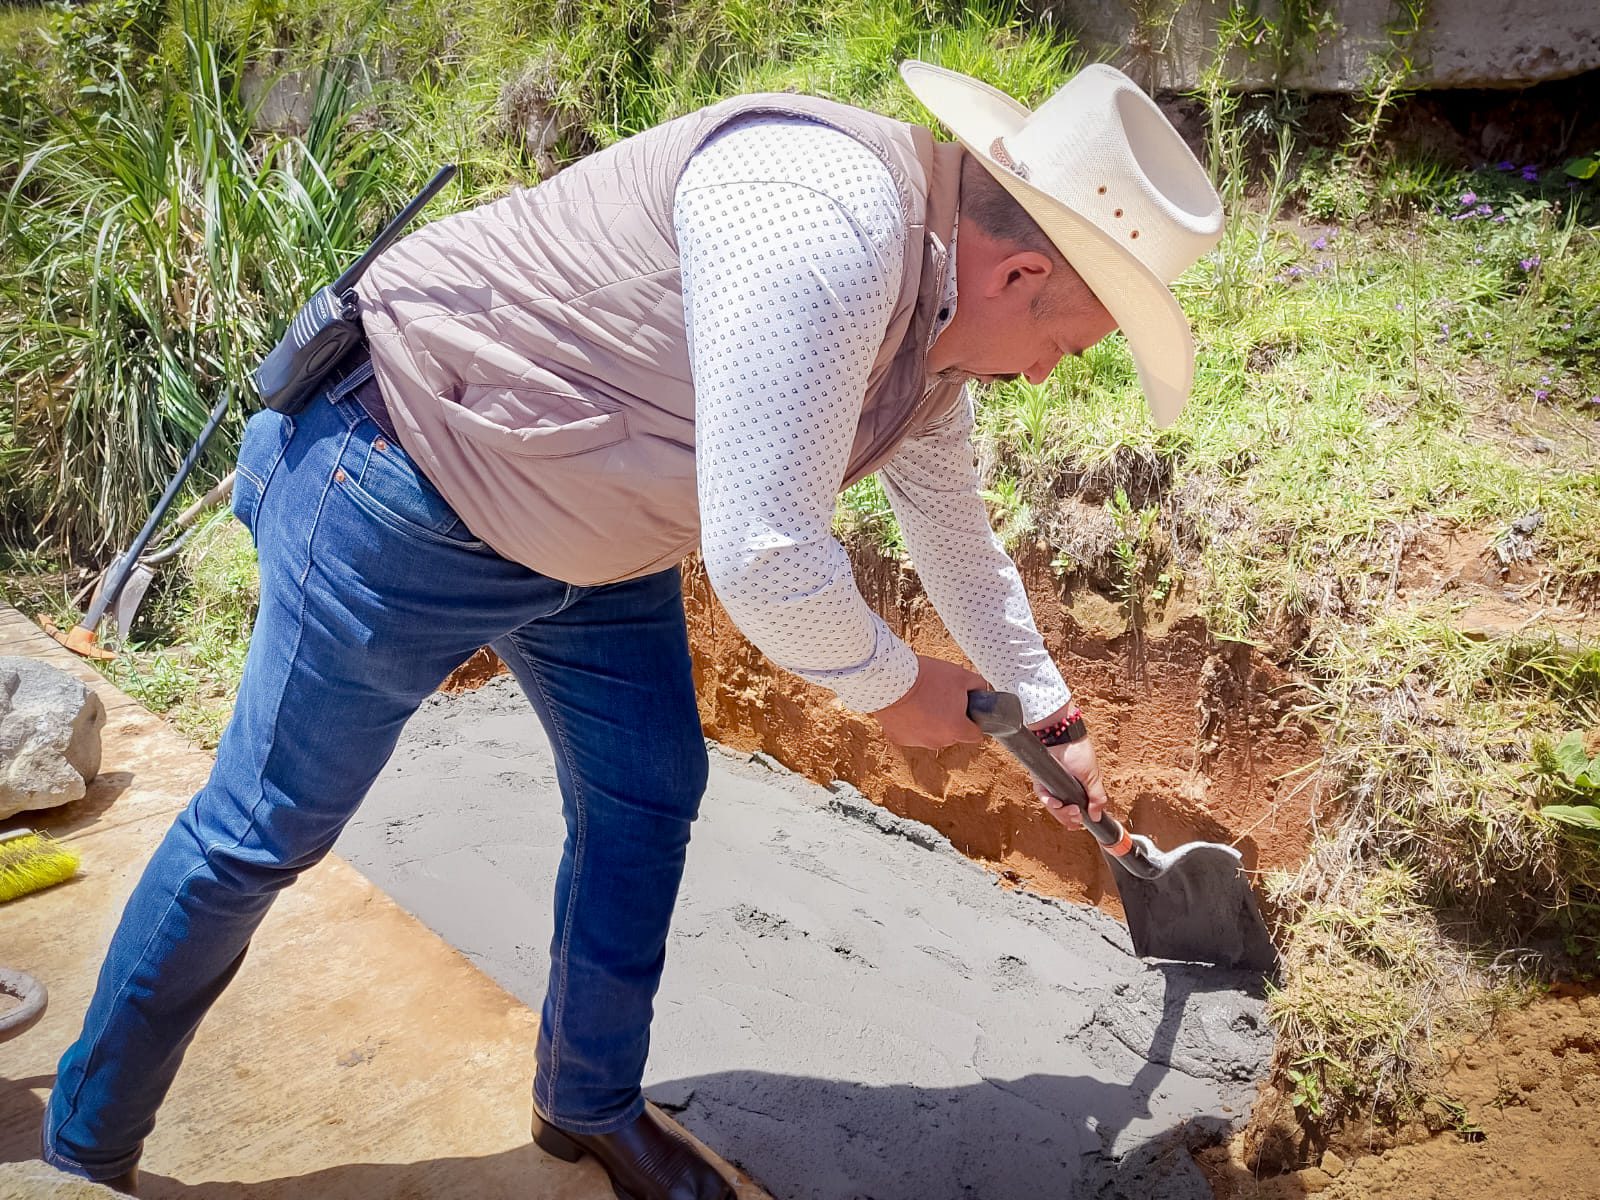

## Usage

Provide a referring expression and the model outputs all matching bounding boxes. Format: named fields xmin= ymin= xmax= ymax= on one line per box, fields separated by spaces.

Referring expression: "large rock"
xmin=1054 ymin=0 xmax=1600 ymax=92
xmin=0 ymin=658 xmax=104 ymax=820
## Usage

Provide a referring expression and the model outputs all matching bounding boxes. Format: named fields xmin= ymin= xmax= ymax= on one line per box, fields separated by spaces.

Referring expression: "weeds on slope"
xmin=101 ymin=508 xmax=258 ymax=747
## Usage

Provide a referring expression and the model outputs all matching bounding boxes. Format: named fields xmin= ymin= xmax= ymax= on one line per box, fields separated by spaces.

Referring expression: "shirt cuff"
xmin=790 ymin=617 xmax=921 ymax=713
xmin=1007 ymin=662 xmax=1073 ymax=726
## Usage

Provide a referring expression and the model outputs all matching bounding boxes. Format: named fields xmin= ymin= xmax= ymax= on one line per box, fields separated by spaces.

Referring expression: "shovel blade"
xmin=1112 ymin=841 xmax=1277 ymax=972
xmin=113 ymin=563 xmax=157 ymax=641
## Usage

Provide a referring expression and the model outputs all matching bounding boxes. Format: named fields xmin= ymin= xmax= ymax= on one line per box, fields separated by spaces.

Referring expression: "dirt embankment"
xmin=1202 ymin=986 xmax=1600 ymax=1200
xmin=446 ymin=543 xmax=1322 ymax=908
xmin=686 ymin=542 xmax=1323 ymax=910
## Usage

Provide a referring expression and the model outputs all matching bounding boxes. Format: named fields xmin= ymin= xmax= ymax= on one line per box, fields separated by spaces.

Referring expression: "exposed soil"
xmin=1397 ymin=521 xmax=1600 ymax=642
xmin=1208 ymin=525 xmax=1600 ymax=1197
xmin=443 ymin=543 xmax=1323 ymax=911
xmin=1199 ymin=985 xmax=1600 ymax=1200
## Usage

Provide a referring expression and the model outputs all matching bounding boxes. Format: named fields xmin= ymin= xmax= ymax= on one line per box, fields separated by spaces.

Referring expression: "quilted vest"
xmin=356 ymin=93 xmax=964 ymax=585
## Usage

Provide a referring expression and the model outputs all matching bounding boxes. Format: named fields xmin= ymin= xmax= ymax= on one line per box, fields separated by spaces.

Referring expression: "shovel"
xmin=967 ymin=690 xmax=1277 ymax=973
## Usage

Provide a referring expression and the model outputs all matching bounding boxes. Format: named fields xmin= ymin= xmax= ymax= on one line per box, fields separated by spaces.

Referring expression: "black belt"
xmin=330 ymin=344 xmax=399 ymax=444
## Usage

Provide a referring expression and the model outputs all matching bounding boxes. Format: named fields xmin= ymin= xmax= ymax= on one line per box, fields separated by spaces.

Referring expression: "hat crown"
xmin=1004 ymin=64 xmax=1222 ymax=284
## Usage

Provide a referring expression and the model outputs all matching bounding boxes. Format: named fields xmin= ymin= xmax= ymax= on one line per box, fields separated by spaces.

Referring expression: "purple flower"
xmin=1394 ymin=301 xmax=1405 ymax=311
xmin=1522 ymin=166 xmax=1539 ymax=182
xmin=1535 ymin=389 xmax=1550 ymax=401
xmin=1475 ymin=203 xmax=1493 ymax=216
xmin=1311 ymin=235 xmax=1328 ymax=250
xmin=1590 ymin=396 xmax=1600 ymax=406
xmin=1520 ymin=255 xmax=1542 ymax=271
xmin=1497 ymin=161 xmax=1516 ymax=171
xmin=1540 ymin=374 xmax=1551 ymax=385
xmin=1493 ymin=214 xmax=1508 ymax=223
xmin=1460 ymin=192 xmax=1477 ymax=206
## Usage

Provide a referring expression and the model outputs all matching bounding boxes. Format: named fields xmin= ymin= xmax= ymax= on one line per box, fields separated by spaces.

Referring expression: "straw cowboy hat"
xmin=900 ymin=60 xmax=1224 ymax=427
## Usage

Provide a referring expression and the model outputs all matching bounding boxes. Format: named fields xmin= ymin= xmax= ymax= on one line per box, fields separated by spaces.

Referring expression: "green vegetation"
xmin=100 ymin=508 xmax=257 ymax=746
xmin=2 ymin=0 xmax=1598 ymax=1164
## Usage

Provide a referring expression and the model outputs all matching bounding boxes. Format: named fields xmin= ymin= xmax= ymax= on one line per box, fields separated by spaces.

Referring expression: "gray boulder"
xmin=0 ymin=657 xmax=104 ymax=820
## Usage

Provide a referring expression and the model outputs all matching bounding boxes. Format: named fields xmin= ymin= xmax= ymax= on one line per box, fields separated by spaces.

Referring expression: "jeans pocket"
xmin=233 ymin=410 xmax=289 ymax=539
xmin=337 ymin=429 xmax=487 ymax=551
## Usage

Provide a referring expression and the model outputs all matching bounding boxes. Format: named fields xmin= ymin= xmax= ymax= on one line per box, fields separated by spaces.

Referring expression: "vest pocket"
xmin=442 ymin=382 xmax=629 ymax=459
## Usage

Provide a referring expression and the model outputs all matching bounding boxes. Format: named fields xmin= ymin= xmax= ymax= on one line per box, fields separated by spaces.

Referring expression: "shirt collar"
xmin=932 ymin=221 xmax=959 ymax=341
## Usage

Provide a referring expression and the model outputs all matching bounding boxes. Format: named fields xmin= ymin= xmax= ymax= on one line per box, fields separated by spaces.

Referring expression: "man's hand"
xmin=869 ymin=655 xmax=990 ymax=749
xmin=1033 ymin=728 xmax=1109 ymax=833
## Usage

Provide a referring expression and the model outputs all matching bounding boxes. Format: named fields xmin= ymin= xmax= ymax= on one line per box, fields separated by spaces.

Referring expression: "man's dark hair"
xmin=959 ymin=154 xmax=1067 ymax=265
xmin=960 ymin=154 xmax=1093 ymax=317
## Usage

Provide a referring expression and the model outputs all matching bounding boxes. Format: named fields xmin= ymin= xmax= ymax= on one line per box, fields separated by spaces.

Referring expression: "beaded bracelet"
xmin=1032 ymin=707 xmax=1087 ymax=747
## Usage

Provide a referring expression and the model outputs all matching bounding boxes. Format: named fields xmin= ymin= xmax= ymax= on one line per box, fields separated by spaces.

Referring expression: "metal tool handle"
xmin=966 ymin=690 xmax=1163 ymax=879
xmin=77 ymin=388 xmax=235 ymax=636
xmin=331 ymin=164 xmax=458 ymax=294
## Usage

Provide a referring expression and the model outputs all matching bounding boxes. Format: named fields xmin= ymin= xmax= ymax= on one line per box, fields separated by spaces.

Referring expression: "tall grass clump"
xmin=1 ymin=0 xmax=410 ymax=558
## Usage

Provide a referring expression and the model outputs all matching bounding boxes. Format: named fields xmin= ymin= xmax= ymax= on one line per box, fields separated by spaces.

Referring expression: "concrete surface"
xmin=337 ymin=675 xmax=1274 ymax=1200
xmin=0 ymin=603 xmax=764 ymax=1200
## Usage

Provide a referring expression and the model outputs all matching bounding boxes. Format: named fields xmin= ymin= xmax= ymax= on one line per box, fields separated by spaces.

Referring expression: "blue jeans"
xmin=42 ymin=366 xmax=710 ymax=1182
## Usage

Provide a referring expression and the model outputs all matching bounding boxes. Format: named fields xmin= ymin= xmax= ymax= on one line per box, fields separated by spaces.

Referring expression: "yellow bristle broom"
xmin=0 ymin=829 xmax=81 ymax=903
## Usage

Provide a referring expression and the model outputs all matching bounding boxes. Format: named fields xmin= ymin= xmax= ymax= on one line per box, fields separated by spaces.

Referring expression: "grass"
xmin=100 ymin=506 xmax=257 ymax=747
xmin=2 ymin=0 xmax=1599 ymax=1165
xmin=0 ymin=0 xmax=450 ymax=558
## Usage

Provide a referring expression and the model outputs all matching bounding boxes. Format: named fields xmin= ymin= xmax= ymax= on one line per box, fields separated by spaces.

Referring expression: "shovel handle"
xmin=966 ymin=690 xmax=1163 ymax=880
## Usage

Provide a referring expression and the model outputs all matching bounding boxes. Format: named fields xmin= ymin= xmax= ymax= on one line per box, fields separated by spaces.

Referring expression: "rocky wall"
xmin=1056 ymin=0 xmax=1599 ymax=92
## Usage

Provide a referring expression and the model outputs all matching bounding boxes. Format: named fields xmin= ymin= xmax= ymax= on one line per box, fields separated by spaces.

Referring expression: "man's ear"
xmin=989 ymin=250 xmax=1055 ymax=303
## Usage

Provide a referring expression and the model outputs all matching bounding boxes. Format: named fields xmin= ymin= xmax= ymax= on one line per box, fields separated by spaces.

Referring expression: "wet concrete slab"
xmin=338 ymin=675 xmax=1275 ymax=1200
xmin=0 ymin=604 xmax=765 ymax=1199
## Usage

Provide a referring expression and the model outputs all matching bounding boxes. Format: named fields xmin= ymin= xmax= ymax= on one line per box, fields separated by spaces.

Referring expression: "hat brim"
xmin=900 ymin=60 xmax=1195 ymax=428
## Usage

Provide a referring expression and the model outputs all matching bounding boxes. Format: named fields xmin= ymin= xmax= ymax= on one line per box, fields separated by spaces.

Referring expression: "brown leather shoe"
xmin=532 ymin=1106 xmax=734 ymax=1200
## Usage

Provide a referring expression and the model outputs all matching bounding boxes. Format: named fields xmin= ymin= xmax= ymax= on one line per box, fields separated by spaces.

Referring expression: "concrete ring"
xmin=0 ymin=967 xmax=47 ymax=1043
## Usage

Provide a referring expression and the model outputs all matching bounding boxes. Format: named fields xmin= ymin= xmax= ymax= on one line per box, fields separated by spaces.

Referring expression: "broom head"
xmin=0 ymin=831 xmax=81 ymax=902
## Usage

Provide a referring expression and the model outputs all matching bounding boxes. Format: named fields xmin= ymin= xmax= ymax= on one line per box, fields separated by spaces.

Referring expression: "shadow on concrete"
xmin=16 ymin=769 xmax=137 ymax=840
xmin=0 ymin=967 xmax=1291 ymax=1200
xmin=2 ymin=1069 xmax=602 ymax=1200
xmin=0 ymin=1073 xmax=51 ymax=1161
xmin=650 ymin=963 xmax=1276 ymax=1199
